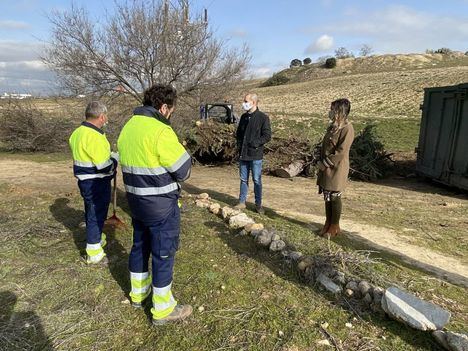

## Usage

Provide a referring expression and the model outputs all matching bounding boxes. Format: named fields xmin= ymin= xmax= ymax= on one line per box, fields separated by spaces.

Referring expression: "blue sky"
xmin=1 ymin=0 xmax=468 ymax=93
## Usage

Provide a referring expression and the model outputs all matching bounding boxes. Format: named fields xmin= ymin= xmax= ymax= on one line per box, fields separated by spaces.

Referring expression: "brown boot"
xmin=326 ymin=224 xmax=341 ymax=237
xmin=152 ymin=304 xmax=193 ymax=326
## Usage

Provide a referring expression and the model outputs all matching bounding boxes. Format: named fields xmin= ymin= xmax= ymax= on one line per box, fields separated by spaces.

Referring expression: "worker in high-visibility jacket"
xmin=69 ymin=101 xmax=118 ymax=264
xmin=117 ymin=85 xmax=192 ymax=325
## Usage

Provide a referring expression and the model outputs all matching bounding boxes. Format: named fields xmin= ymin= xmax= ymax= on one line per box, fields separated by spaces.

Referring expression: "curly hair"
xmin=143 ymin=84 xmax=177 ymax=109
xmin=329 ymin=98 xmax=351 ymax=133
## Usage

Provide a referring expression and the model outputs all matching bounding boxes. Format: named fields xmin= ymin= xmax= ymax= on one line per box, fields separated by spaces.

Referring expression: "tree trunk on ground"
xmin=273 ymin=160 xmax=305 ymax=178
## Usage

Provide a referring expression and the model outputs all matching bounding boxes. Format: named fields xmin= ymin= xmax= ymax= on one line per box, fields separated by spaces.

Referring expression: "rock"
xmin=209 ymin=203 xmax=221 ymax=214
xmin=269 ymin=240 xmax=286 ymax=252
xmin=221 ymin=206 xmax=241 ymax=220
xmin=358 ymin=280 xmax=372 ymax=296
xmin=256 ymin=230 xmax=274 ymax=247
xmin=346 ymin=281 xmax=358 ymax=292
xmin=229 ymin=213 xmax=255 ymax=229
xmin=195 ymin=199 xmax=211 ymax=209
xmin=271 ymin=233 xmax=281 ymax=241
xmin=447 ymin=332 xmax=468 ymax=351
xmin=345 ymin=289 xmax=354 ymax=297
xmin=297 ymin=257 xmax=314 ymax=272
xmin=198 ymin=306 xmax=205 ymax=312
xmin=345 ymin=322 xmax=353 ymax=328
xmin=363 ymin=293 xmax=373 ymax=305
xmin=433 ymin=331 xmax=451 ymax=350
xmin=333 ymin=271 xmax=346 ymax=286
xmin=373 ymin=287 xmax=384 ymax=304
xmin=317 ymin=273 xmax=342 ymax=295
xmin=238 ymin=229 xmax=248 ymax=236
xmin=196 ymin=193 xmax=210 ymax=200
xmin=250 ymin=229 xmax=262 ymax=238
xmin=244 ymin=223 xmax=264 ymax=233
xmin=381 ymin=286 xmax=451 ymax=331
xmin=288 ymin=251 xmax=303 ymax=261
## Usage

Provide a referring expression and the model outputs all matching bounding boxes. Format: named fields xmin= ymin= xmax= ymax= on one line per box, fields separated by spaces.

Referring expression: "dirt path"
xmin=185 ymin=166 xmax=468 ymax=287
xmin=0 ymin=158 xmax=467 ymax=287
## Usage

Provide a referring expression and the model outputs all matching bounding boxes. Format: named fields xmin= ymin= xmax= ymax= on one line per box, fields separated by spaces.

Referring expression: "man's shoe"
xmin=234 ymin=202 xmax=246 ymax=210
xmin=86 ymin=255 xmax=108 ymax=265
xmin=320 ymin=220 xmax=330 ymax=236
xmin=152 ymin=304 xmax=193 ymax=326
xmin=255 ymin=205 xmax=265 ymax=214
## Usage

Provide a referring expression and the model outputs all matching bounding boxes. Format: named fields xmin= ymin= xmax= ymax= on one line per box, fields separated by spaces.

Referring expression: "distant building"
xmin=1 ymin=92 xmax=33 ymax=100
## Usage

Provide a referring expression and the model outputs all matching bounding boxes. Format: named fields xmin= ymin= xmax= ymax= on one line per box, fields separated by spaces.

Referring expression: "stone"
xmin=373 ymin=287 xmax=384 ymax=304
xmin=250 ymin=229 xmax=262 ymax=238
xmin=269 ymin=240 xmax=286 ymax=252
xmin=196 ymin=193 xmax=210 ymax=200
xmin=363 ymin=293 xmax=373 ymax=305
xmin=381 ymin=286 xmax=451 ymax=331
xmin=238 ymin=229 xmax=248 ymax=236
xmin=333 ymin=271 xmax=346 ymax=286
xmin=433 ymin=331 xmax=451 ymax=350
xmin=345 ymin=289 xmax=354 ymax=297
xmin=221 ymin=206 xmax=241 ymax=220
xmin=358 ymin=280 xmax=372 ymax=296
xmin=447 ymin=332 xmax=468 ymax=351
xmin=317 ymin=340 xmax=331 ymax=347
xmin=271 ymin=234 xmax=281 ymax=241
xmin=288 ymin=251 xmax=303 ymax=261
xmin=244 ymin=223 xmax=264 ymax=233
xmin=317 ymin=273 xmax=342 ymax=295
xmin=209 ymin=203 xmax=221 ymax=215
xmin=297 ymin=257 xmax=314 ymax=272
xmin=346 ymin=281 xmax=359 ymax=292
xmin=195 ymin=199 xmax=211 ymax=209
xmin=229 ymin=213 xmax=255 ymax=229
xmin=255 ymin=230 xmax=274 ymax=247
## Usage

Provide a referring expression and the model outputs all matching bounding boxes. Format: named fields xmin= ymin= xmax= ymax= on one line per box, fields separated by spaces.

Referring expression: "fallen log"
xmin=273 ymin=160 xmax=305 ymax=178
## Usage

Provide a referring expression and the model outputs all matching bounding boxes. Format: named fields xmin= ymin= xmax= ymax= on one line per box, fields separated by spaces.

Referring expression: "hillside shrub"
xmin=435 ymin=48 xmax=452 ymax=55
xmin=325 ymin=57 xmax=337 ymax=68
xmin=260 ymin=73 xmax=290 ymax=87
xmin=303 ymin=57 xmax=312 ymax=65
xmin=290 ymin=59 xmax=302 ymax=68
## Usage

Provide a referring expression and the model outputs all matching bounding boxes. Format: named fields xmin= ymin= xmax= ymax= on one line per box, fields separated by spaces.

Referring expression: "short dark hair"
xmin=143 ymin=84 xmax=177 ymax=109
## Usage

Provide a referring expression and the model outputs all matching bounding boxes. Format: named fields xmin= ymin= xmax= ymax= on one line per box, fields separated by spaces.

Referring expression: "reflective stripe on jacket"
xmin=69 ymin=122 xmax=116 ymax=181
xmin=117 ymin=106 xmax=191 ymax=223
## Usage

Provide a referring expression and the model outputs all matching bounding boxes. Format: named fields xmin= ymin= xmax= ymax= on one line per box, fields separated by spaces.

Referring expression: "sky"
xmin=1 ymin=0 xmax=468 ymax=94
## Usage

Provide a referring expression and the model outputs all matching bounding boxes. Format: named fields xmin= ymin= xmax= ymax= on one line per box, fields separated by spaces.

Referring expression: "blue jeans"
xmin=239 ymin=160 xmax=263 ymax=205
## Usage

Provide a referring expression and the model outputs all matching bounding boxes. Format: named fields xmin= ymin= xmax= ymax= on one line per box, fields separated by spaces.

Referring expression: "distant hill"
xmin=261 ymin=52 xmax=468 ymax=86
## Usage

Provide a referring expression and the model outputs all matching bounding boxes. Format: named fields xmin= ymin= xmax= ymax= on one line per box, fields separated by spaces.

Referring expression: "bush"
xmin=260 ymin=73 xmax=290 ymax=87
xmin=317 ymin=55 xmax=332 ymax=64
xmin=303 ymin=57 xmax=312 ymax=65
xmin=465 ymin=51 xmax=468 ymax=56
xmin=0 ymin=99 xmax=74 ymax=152
xmin=324 ymin=57 xmax=337 ymax=68
xmin=359 ymin=44 xmax=373 ymax=57
xmin=290 ymin=59 xmax=302 ymax=68
xmin=435 ymin=48 xmax=452 ymax=55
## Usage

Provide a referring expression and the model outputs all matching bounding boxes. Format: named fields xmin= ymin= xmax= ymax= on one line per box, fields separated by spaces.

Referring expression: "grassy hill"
xmin=243 ymin=53 xmax=468 ymax=153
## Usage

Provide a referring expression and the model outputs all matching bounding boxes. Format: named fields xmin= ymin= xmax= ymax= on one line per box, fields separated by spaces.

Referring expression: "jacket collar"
xmin=133 ymin=105 xmax=171 ymax=126
xmin=81 ymin=121 xmax=104 ymax=134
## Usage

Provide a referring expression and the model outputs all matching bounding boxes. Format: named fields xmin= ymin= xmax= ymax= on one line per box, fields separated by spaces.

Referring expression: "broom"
xmin=105 ymin=172 xmax=126 ymax=228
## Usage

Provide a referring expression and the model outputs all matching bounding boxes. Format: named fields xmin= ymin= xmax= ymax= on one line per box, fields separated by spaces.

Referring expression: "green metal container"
xmin=416 ymin=83 xmax=468 ymax=190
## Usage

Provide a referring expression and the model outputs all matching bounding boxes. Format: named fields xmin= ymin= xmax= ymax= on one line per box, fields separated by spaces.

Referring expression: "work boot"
xmin=152 ymin=304 xmax=193 ymax=326
xmin=320 ymin=201 xmax=332 ymax=235
xmin=326 ymin=224 xmax=341 ymax=237
xmin=131 ymin=289 xmax=151 ymax=309
xmin=86 ymin=254 xmax=108 ymax=266
xmin=234 ymin=202 xmax=246 ymax=210
xmin=255 ymin=205 xmax=265 ymax=215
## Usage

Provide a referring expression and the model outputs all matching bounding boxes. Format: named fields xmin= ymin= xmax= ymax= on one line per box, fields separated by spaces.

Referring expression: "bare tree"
xmin=42 ymin=1 xmax=250 ymax=103
xmin=359 ymin=44 xmax=373 ymax=57
xmin=334 ymin=47 xmax=354 ymax=59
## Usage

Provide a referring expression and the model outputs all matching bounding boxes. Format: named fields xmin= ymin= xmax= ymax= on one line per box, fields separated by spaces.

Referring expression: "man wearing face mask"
xmin=69 ymin=101 xmax=118 ymax=264
xmin=235 ymin=93 xmax=272 ymax=214
xmin=117 ymin=84 xmax=193 ymax=325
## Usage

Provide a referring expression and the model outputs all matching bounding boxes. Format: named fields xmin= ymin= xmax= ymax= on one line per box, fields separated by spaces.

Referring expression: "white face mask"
xmin=242 ymin=102 xmax=252 ymax=111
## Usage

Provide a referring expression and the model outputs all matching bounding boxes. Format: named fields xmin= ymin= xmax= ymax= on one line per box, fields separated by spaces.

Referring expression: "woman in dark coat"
xmin=316 ymin=98 xmax=354 ymax=237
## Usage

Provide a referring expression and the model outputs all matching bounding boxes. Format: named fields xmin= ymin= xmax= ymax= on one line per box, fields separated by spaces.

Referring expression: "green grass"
xmin=0 ymin=182 xmax=466 ymax=350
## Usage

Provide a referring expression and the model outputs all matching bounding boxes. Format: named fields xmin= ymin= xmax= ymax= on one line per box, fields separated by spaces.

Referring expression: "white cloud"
xmin=305 ymin=34 xmax=334 ymax=54
xmin=0 ymin=20 xmax=30 ymax=30
xmin=0 ymin=41 xmax=43 ymax=62
xmin=314 ymin=5 xmax=468 ymax=53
